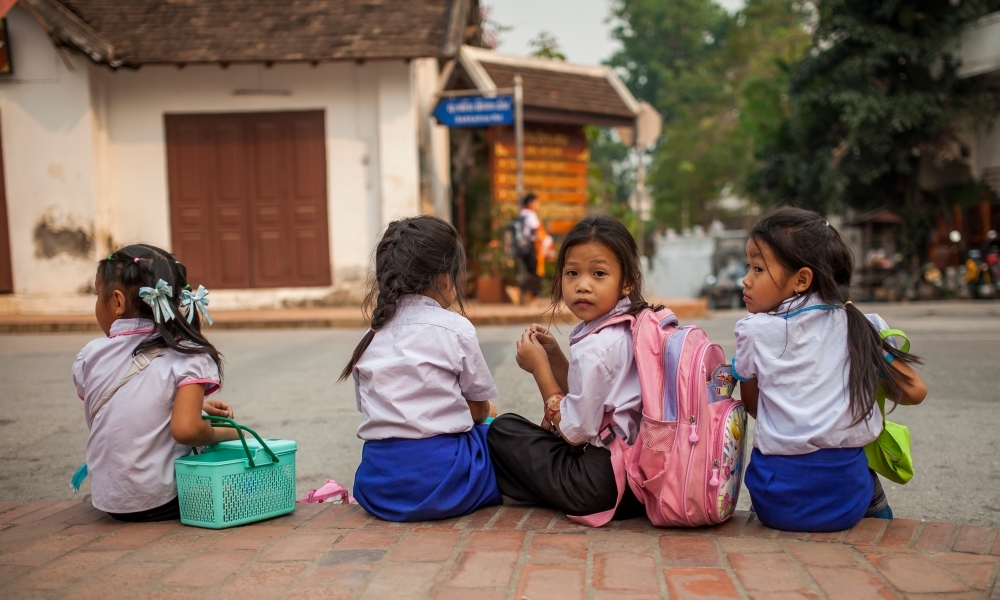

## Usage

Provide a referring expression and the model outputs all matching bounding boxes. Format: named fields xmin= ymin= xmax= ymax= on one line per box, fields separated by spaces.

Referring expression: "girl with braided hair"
xmin=340 ymin=216 xmax=502 ymax=522
xmin=73 ymin=244 xmax=238 ymax=522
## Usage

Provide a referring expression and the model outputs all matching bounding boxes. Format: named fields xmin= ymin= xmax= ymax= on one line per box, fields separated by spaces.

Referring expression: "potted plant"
xmin=476 ymin=239 xmax=516 ymax=303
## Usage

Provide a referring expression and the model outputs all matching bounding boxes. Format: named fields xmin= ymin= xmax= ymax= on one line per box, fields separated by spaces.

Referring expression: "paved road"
xmin=1 ymin=300 xmax=998 ymax=526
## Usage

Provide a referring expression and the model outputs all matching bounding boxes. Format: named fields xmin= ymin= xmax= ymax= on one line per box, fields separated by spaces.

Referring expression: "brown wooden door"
xmin=0 ymin=116 xmax=12 ymax=294
xmin=165 ymin=111 xmax=331 ymax=289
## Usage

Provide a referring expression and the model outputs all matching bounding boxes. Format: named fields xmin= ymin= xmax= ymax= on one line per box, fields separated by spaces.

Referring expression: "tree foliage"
xmin=606 ymin=0 xmax=811 ymax=229
xmin=749 ymin=0 xmax=1000 ymax=225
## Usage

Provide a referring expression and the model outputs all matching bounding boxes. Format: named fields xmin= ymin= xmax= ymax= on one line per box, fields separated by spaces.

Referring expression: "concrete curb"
xmin=0 ymin=299 xmax=709 ymax=333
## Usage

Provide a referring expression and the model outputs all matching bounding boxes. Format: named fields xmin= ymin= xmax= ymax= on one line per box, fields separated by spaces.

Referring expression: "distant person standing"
xmin=518 ymin=193 xmax=552 ymax=305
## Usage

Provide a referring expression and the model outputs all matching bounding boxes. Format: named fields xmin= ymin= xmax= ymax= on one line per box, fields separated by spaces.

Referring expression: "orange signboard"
xmin=491 ymin=125 xmax=589 ymax=234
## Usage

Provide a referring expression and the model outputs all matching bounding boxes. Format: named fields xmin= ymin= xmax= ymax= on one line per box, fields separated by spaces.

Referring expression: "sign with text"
xmin=434 ymin=95 xmax=513 ymax=128
xmin=491 ymin=125 xmax=590 ymax=234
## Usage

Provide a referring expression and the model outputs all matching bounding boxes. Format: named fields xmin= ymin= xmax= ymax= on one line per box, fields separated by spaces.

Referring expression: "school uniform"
xmin=351 ymin=294 xmax=502 ymax=522
xmin=73 ymin=318 xmax=220 ymax=519
xmin=732 ymin=294 xmax=890 ymax=532
xmin=487 ymin=299 xmax=645 ymax=518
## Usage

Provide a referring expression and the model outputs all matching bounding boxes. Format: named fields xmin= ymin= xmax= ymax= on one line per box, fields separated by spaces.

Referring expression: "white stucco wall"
xmin=95 ymin=60 xmax=421 ymax=292
xmin=0 ymin=22 xmax=426 ymax=312
xmin=0 ymin=7 xmax=98 ymax=298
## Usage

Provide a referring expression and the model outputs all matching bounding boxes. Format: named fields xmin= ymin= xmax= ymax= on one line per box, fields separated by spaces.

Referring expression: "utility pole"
xmin=514 ymin=74 xmax=524 ymax=200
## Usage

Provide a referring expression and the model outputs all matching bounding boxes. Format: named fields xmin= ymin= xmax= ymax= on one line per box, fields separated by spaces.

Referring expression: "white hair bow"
xmin=138 ymin=279 xmax=175 ymax=323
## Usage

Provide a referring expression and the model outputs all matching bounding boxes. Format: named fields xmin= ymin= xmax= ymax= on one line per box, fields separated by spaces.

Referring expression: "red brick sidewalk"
xmin=1 ymin=501 xmax=997 ymax=599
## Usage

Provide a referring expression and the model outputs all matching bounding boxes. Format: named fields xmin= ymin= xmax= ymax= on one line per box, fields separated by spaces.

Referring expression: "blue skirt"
xmin=745 ymin=447 xmax=873 ymax=532
xmin=353 ymin=425 xmax=502 ymax=522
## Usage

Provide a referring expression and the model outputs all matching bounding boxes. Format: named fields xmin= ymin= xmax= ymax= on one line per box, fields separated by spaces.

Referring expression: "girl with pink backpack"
xmin=735 ymin=207 xmax=926 ymax=532
xmin=487 ymin=216 xmax=655 ymax=520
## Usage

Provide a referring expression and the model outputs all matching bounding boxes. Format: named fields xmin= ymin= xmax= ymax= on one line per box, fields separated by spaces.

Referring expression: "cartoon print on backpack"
xmin=716 ymin=404 xmax=747 ymax=519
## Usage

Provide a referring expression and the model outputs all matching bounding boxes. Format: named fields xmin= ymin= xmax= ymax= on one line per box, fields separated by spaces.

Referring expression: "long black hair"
xmin=549 ymin=215 xmax=662 ymax=317
xmin=97 ymin=244 xmax=222 ymax=377
xmin=338 ymin=216 xmax=467 ymax=382
xmin=749 ymin=206 xmax=920 ymax=425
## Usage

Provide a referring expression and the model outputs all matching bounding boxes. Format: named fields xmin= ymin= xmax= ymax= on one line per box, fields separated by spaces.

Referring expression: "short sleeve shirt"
xmin=72 ymin=318 xmax=220 ymax=513
xmin=732 ymin=295 xmax=884 ymax=455
xmin=520 ymin=207 xmax=541 ymax=242
xmin=353 ymin=295 xmax=498 ymax=440
xmin=559 ymin=299 xmax=642 ymax=447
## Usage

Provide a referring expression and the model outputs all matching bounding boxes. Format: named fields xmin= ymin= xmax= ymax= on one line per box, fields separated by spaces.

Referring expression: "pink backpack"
xmin=568 ymin=307 xmax=748 ymax=527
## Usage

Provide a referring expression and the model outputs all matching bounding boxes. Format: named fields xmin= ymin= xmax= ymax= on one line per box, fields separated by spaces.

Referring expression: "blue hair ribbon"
xmin=71 ymin=463 xmax=88 ymax=492
xmin=179 ymin=285 xmax=213 ymax=326
xmin=139 ymin=279 xmax=176 ymax=323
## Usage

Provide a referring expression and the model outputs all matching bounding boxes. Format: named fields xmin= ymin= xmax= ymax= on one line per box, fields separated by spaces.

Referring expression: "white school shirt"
xmin=353 ymin=295 xmax=498 ymax=441
xmin=732 ymin=294 xmax=887 ymax=456
xmin=72 ymin=318 xmax=221 ymax=513
xmin=520 ymin=207 xmax=541 ymax=242
xmin=559 ymin=298 xmax=643 ymax=447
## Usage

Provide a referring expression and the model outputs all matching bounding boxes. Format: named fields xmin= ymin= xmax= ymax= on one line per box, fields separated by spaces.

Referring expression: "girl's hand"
xmin=527 ymin=324 xmax=564 ymax=362
xmin=203 ymin=399 xmax=234 ymax=419
xmin=515 ymin=330 xmax=549 ymax=374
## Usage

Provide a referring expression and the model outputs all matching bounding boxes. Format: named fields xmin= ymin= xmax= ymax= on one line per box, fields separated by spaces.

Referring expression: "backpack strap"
xmin=88 ymin=346 xmax=165 ymax=424
xmin=566 ymin=412 xmax=629 ymax=528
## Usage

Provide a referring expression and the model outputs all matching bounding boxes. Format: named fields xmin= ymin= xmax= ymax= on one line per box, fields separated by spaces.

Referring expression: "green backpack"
xmin=863 ymin=329 xmax=914 ymax=485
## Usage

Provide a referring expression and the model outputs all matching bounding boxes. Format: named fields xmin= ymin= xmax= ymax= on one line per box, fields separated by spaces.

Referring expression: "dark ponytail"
xmin=749 ymin=207 xmax=920 ymax=426
xmin=338 ymin=216 xmax=467 ymax=382
xmin=97 ymin=244 xmax=223 ymax=378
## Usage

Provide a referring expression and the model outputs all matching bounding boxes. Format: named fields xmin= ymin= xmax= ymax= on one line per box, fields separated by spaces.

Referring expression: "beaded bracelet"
xmin=543 ymin=393 xmax=563 ymax=431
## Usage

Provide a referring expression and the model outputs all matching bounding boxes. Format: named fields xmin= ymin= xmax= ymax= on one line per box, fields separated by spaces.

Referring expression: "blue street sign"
xmin=433 ymin=95 xmax=514 ymax=128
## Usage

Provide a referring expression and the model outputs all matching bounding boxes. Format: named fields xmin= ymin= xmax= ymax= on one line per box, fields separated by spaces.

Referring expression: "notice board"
xmin=491 ymin=125 xmax=589 ymax=234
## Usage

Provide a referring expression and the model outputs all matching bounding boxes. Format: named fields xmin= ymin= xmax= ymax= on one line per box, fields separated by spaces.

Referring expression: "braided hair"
xmin=338 ymin=216 xmax=467 ymax=382
xmin=97 ymin=244 xmax=223 ymax=376
xmin=748 ymin=207 xmax=920 ymax=425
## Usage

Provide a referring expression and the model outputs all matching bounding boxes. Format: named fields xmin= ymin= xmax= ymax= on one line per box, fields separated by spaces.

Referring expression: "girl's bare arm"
xmin=739 ymin=379 xmax=759 ymax=420
xmin=170 ymin=386 xmax=240 ymax=446
xmin=889 ymin=361 xmax=927 ymax=406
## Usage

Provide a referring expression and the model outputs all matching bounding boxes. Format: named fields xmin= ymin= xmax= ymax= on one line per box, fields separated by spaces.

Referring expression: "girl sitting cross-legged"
xmin=341 ymin=215 xmax=502 ymax=522
xmin=487 ymin=215 xmax=654 ymax=519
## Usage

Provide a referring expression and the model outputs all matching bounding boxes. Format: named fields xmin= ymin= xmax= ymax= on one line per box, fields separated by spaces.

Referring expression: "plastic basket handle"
xmin=202 ymin=415 xmax=279 ymax=468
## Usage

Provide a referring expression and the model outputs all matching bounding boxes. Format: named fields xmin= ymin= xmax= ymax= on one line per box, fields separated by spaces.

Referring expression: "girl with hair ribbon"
xmin=73 ymin=244 xmax=236 ymax=522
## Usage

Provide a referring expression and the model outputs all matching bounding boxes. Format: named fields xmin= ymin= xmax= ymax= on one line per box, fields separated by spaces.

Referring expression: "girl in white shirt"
xmin=340 ymin=216 xmax=501 ymax=522
xmin=488 ymin=215 xmax=656 ymax=520
xmin=74 ymin=244 xmax=238 ymax=522
xmin=734 ymin=207 xmax=926 ymax=532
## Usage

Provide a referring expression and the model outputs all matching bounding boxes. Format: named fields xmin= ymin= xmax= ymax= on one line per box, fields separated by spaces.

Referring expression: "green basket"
xmin=174 ymin=416 xmax=297 ymax=529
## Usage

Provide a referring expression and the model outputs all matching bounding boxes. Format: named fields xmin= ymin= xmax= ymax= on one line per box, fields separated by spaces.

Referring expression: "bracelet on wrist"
xmin=543 ymin=393 xmax=563 ymax=428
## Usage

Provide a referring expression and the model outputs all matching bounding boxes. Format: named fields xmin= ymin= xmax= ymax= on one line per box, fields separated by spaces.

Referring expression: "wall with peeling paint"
xmin=0 ymin=7 xmax=98 ymax=297
xmin=0 ymin=6 xmax=430 ymax=311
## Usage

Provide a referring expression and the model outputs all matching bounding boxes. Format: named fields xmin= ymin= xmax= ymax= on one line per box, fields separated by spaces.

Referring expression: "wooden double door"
xmin=166 ymin=111 xmax=331 ymax=289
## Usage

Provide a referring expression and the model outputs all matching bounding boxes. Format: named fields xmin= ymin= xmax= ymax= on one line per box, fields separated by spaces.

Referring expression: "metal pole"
xmin=635 ymin=145 xmax=645 ymax=259
xmin=514 ymin=75 xmax=525 ymax=201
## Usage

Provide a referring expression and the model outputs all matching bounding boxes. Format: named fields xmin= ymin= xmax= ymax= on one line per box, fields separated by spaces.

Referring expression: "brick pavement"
xmin=1 ymin=500 xmax=998 ymax=599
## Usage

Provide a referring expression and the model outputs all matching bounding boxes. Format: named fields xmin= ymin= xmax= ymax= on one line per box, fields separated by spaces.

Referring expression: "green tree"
xmin=607 ymin=0 xmax=810 ymax=230
xmin=749 ymin=0 xmax=1000 ymax=244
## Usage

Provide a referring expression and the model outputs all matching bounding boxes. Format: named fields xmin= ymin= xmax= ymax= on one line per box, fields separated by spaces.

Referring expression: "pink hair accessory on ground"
xmin=298 ymin=479 xmax=355 ymax=504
